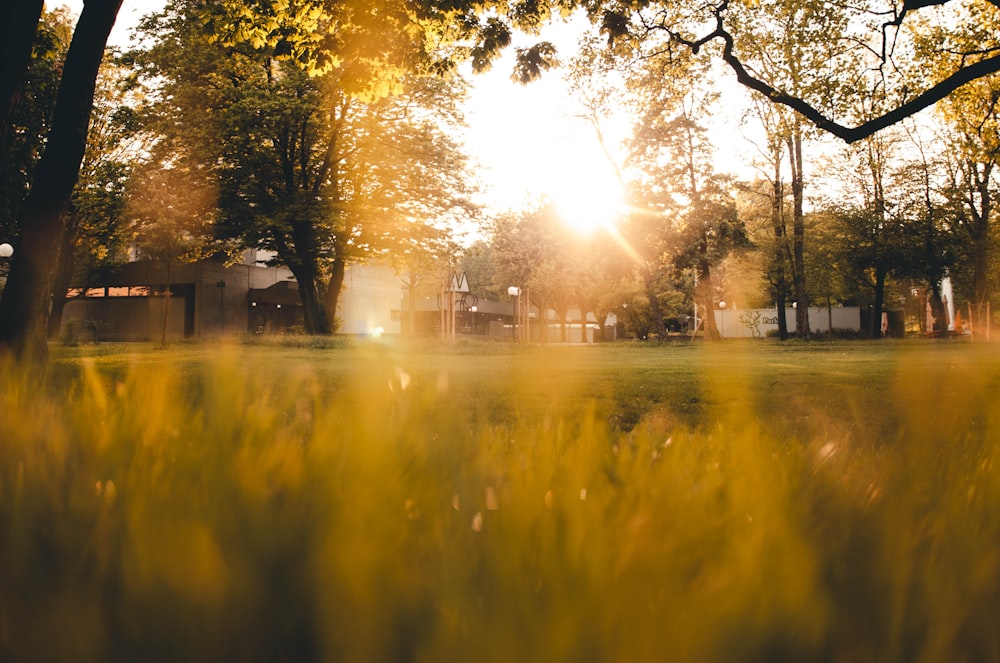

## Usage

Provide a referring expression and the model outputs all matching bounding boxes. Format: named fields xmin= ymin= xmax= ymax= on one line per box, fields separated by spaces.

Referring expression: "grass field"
xmin=2 ymin=338 xmax=998 ymax=662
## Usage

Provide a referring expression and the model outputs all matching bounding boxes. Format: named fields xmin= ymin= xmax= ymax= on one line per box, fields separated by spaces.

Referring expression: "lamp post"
xmin=216 ymin=280 xmax=226 ymax=331
xmin=470 ymin=305 xmax=477 ymax=335
xmin=507 ymin=286 xmax=520 ymax=341
xmin=0 ymin=243 xmax=12 ymax=288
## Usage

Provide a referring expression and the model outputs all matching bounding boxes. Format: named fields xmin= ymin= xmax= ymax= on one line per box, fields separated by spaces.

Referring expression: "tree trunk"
xmin=160 ymin=262 xmax=171 ymax=347
xmin=787 ymin=127 xmax=810 ymax=339
xmin=285 ymin=221 xmax=335 ymax=335
xmin=967 ymin=160 xmax=993 ymax=335
xmin=867 ymin=267 xmax=887 ymax=339
xmin=0 ymin=0 xmax=121 ymax=363
xmin=699 ymin=261 xmax=722 ymax=341
xmin=538 ymin=299 xmax=547 ymax=344
xmin=47 ymin=214 xmax=76 ymax=339
xmin=928 ymin=283 xmax=947 ymax=333
xmin=771 ymin=157 xmax=790 ymax=340
xmin=323 ymin=254 xmax=347 ymax=334
xmin=404 ymin=269 xmax=417 ymax=336
xmin=297 ymin=276 xmax=327 ymax=334
xmin=826 ymin=294 xmax=834 ymax=339
xmin=642 ymin=268 xmax=668 ymax=339
xmin=0 ymin=0 xmax=45 ymax=158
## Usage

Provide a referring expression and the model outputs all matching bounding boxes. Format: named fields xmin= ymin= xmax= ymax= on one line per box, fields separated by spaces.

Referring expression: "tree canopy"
xmin=575 ymin=0 xmax=1000 ymax=143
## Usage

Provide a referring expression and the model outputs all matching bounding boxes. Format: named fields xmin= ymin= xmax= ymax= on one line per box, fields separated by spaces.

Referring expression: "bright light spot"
xmin=371 ymin=326 xmax=384 ymax=338
xmin=461 ymin=28 xmax=632 ymax=235
xmin=549 ymin=172 xmax=626 ymax=235
xmin=394 ymin=366 xmax=411 ymax=391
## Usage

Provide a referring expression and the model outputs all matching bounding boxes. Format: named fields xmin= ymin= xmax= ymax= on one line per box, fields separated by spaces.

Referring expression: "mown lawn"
xmin=2 ymin=338 xmax=998 ymax=662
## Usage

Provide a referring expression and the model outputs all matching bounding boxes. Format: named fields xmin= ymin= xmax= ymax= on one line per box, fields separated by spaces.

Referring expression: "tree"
xmin=728 ymin=0 xmax=870 ymax=336
xmin=741 ymin=102 xmax=811 ymax=338
xmin=127 ymin=164 xmax=218 ymax=345
xmin=0 ymin=0 xmax=123 ymax=363
xmin=0 ymin=0 xmax=45 ymax=159
xmin=0 ymin=7 xmax=74 ymax=244
xmin=587 ymin=0 xmax=1000 ymax=143
xmin=49 ymin=55 xmax=143 ymax=339
xmin=133 ymin=1 xmax=479 ymax=335
xmin=617 ymin=44 xmax=747 ymax=340
xmin=914 ymin=5 xmax=1000 ymax=334
xmin=742 ymin=100 xmax=796 ymax=338
xmin=671 ymin=176 xmax=747 ymax=340
xmin=459 ymin=241 xmax=501 ymax=303
xmin=819 ymin=124 xmax=961 ymax=336
xmin=803 ymin=209 xmax=857 ymax=337
xmin=573 ymin=231 xmax=627 ymax=341
xmin=0 ymin=0 xmax=564 ymax=358
xmin=489 ymin=204 xmax=574 ymax=341
xmin=735 ymin=177 xmax=791 ymax=337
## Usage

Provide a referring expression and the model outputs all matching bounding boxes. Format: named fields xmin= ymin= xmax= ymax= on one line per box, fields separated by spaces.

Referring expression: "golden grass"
xmin=1 ymin=340 xmax=998 ymax=662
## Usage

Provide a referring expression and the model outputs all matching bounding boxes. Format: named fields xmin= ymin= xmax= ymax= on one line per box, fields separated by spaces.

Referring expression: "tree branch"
xmin=719 ymin=30 xmax=1000 ymax=143
xmin=659 ymin=0 xmax=1000 ymax=143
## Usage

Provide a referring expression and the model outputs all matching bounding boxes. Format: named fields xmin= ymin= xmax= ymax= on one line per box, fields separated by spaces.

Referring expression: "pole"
xmin=523 ymin=288 xmax=530 ymax=342
xmin=216 ymin=280 xmax=226 ymax=332
xmin=508 ymin=286 xmax=521 ymax=342
xmin=450 ymin=292 xmax=457 ymax=342
xmin=514 ymin=291 xmax=518 ymax=341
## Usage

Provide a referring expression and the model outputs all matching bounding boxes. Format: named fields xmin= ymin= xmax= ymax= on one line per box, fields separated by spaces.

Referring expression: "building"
xmin=60 ymin=254 xmax=404 ymax=342
xmin=59 ymin=255 xmax=619 ymax=343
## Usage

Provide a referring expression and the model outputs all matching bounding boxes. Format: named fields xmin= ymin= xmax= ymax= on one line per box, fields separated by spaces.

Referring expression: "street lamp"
xmin=0 ymin=243 xmax=12 ymax=285
xmin=470 ymin=305 xmax=477 ymax=335
xmin=507 ymin=286 xmax=520 ymax=341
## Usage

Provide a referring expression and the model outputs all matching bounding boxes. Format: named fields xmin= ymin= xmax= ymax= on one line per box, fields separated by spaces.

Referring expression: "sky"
xmin=55 ymin=1 xmax=753 ymax=231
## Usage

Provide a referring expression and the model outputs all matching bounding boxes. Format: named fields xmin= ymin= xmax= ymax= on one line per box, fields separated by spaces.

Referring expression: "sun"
xmin=461 ymin=46 xmax=632 ymax=233
xmin=546 ymin=165 xmax=627 ymax=235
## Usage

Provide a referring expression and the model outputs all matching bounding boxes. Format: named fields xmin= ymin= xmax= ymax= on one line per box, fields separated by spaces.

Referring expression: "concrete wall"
xmin=62 ymin=295 xmax=189 ymax=342
xmin=714 ymin=307 xmax=861 ymax=338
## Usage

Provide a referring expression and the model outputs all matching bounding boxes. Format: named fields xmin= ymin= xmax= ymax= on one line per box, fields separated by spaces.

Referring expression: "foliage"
xmin=913 ymin=5 xmax=1000 ymax=331
xmin=489 ymin=204 xmax=576 ymax=327
xmin=0 ymin=6 xmax=74 ymax=243
xmin=197 ymin=0 xmax=568 ymax=83
xmin=48 ymin=54 xmax=150 ymax=340
xmin=459 ymin=240 xmax=502 ymax=302
xmin=131 ymin=0 xmax=478 ymax=335
xmin=813 ymin=125 xmax=965 ymax=334
xmin=0 ymin=0 xmax=123 ymax=363
xmin=1 ymin=341 xmax=998 ymax=661
xmin=583 ymin=0 xmax=1000 ymax=143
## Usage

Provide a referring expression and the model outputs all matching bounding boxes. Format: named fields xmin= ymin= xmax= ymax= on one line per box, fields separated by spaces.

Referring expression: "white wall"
xmin=714 ymin=307 xmax=861 ymax=338
xmin=337 ymin=264 xmax=403 ymax=335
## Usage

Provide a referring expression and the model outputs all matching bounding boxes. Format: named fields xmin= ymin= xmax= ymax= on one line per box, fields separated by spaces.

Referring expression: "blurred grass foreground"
xmin=1 ymin=340 xmax=998 ymax=662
